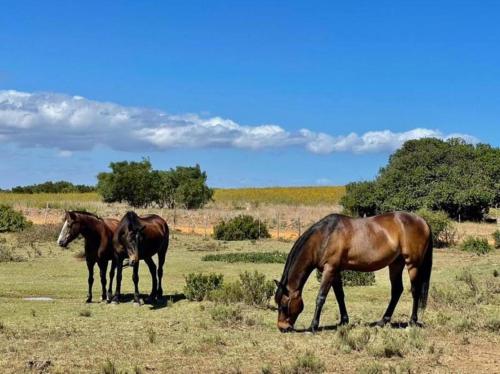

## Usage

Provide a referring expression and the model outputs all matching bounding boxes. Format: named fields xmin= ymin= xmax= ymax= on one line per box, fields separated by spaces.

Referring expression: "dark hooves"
xmin=308 ymin=325 xmax=319 ymax=333
xmin=409 ymin=321 xmax=423 ymax=328
xmin=146 ymin=296 xmax=157 ymax=305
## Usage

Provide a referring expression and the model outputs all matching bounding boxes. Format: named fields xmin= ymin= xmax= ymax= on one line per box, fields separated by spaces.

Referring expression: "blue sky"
xmin=1 ymin=1 xmax=499 ymax=188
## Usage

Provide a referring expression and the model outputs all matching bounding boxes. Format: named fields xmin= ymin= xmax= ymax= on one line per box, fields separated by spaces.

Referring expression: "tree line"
xmin=341 ymin=138 xmax=500 ymax=220
xmin=10 ymin=181 xmax=96 ymax=194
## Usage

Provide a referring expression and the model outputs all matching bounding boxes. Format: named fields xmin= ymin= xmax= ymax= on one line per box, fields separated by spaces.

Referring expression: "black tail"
xmin=418 ymin=231 xmax=433 ymax=310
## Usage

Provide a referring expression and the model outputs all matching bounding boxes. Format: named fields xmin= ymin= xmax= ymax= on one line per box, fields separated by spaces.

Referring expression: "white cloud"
xmin=0 ymin=89 xmax=479 ymax=154
xmin=57 ymin=150 xmax=73 ymax=158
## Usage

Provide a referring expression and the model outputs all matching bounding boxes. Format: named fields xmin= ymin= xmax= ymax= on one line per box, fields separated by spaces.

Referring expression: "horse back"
xmin=333 ymin=212 xmax=430 ymax=271
xmin=139 ymin=214 xmax=169 ymax=258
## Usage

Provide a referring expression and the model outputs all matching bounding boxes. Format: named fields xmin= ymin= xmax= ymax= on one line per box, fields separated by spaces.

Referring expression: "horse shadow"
xmin=116 ymin=293 xmax=186 ymax=310
xmin=293 ymin=320 xmax=412 ymax=333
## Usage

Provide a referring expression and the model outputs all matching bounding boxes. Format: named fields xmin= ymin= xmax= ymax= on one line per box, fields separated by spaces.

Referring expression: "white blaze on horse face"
xmin=57 ymin=220 xmax=69 ymax=246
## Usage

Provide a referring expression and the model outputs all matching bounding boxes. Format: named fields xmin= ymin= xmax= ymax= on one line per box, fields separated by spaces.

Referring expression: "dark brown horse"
xmin=275 ymin=212 xmax=433 ymax=332
xmin=112 ymin=211 xmax=169 ymax=304
xmin=57 ymin=211 xmax=119 ymax=303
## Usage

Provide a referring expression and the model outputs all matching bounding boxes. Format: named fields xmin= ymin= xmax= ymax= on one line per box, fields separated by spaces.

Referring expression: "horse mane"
xmin=279 ymin=214 xmax=342 ymax=287
xmin=124 ymin=211 xmax=142 ymax=229
xmin=70 ymin=210 xmax=102 ymax=220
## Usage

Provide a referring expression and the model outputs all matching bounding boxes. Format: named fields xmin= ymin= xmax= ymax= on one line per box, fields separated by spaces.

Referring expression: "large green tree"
xmin=341 ymin=138 xmax=499 ymax=220
xmin=97 ymin=160 xmax=213 ymax=209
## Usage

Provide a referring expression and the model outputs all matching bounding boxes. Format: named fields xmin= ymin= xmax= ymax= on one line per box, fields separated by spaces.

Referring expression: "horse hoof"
xmin=309 ymin=325 xmax=319 ymax=333
xmin=409 ymin=321 xmax=423 ymax=328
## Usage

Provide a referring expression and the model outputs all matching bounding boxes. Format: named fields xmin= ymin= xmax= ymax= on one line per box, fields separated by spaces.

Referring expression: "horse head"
xmin=117 ymin=211 xmax=145 ymax=266
xmin=57 ymin=211 xmax=82 ymax=248
xmin=274 ymin=280 xmax=303 ymax=332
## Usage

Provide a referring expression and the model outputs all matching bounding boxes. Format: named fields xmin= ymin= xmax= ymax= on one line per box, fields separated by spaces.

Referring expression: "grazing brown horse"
xmin=112 ymin=211 xmax=169 ymax=304
xmin=57 ymin=211 xmax=119 ymax=303
xmin=275 ymin=212 xmax=433 ymax=332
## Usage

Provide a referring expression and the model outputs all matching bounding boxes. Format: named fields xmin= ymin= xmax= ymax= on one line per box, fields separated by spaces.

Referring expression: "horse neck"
xmin=78 ymin=215 xmax=103 ymax=241
xmin=284 ymin=246 xmax=315 ymax=294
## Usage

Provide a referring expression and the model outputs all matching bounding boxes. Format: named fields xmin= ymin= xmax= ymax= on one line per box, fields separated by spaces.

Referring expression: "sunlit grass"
xmin=0 ymin=192 xmax=100 ymax=209
xmin=213 ymin=186 xmax=346 ymax=206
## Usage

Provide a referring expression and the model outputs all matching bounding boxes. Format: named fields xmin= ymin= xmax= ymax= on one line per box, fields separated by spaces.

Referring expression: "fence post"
xmin=277 ymin=212 xmax=280 ymax=240
xmin=258 ymin=214 xmax=261 ymax=240
xmin=204 ymin=215 xmax=208 ymax=238
xmin=44 ymin=202 xmax=49 ymax=224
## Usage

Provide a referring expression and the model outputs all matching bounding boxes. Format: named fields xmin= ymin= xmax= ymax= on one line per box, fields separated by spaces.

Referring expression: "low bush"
xmin=21 ymin=224 xmax=60 ymax=244
xmin=493 ymin=230 xmax=500 ymax=249
xmin=460 ymin=236 xmax=493 ymax=255
xmin=184 ymin=273 xmax=224 ymax=301
xmin=202 ymin=251 xmax=287 ymax=264
xmin=417 ymin=208 xmax=456 ymax=247
xmin=209 ymin=271 xmax=275 ymax=307
xmin=0 ymin=205 xmax=31 ymax=232
xmin=213 ymin=215 xmax=270 ymax=241
xmin=239 ymin=271 xmax=275 ymax=306
xmin=335 ymin=325 xmax=371 ymax=352
xmin=280 ymin=351 xmax=326 ymax=374
xmin=316 ymin=270 xmax=375 ymax=287
xmin=0 ymin=238 xmax=25 ymax=263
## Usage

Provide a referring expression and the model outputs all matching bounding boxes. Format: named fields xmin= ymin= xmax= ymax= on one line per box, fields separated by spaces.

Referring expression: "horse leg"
xmin=132 ymin=262 xmax=141 ymax=304
xmin=144 ymin=257 xmax=158 ymax=304
xmin=408 ymin=267 xmax=422 ymax=326
xmin=377 ymin=256 xmax=405 ymax=327
xmin=107 ymin=259 xmax=115 ymax=303
xmin=157 ymin=250 xmax=166 ymax=299
xmin=332 ymin=274 xmax=349 ymax=325
xmin=98 ymin=260 xmax=108 ymax=302
xmin=310 ymin=265 xmax=336 ymax=332
xmin=86 ymin=259 xmax=95 ymax=303
xmin=112 ymin=258 xmax=123 ymax=303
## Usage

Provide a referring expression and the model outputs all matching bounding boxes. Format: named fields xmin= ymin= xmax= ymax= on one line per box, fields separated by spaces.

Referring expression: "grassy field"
xmin=0 ymin=225 xmax=499 ymax=373
xmin=0 ymin=186 xmax=346 ymax=210
xmin=213 ymin=186 xmax=346 ymax=206
xmin=0 ymin=192 xmax=100 ymax=209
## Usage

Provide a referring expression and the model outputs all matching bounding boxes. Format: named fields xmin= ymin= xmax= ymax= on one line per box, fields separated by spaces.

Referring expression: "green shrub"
xmin=460 ymin=236 xmax=493 ymax=255
xmin=417 ymin=208 xmax=456 ymax=247
xmin=280 ymin=351 xmax=325 ymax=374
xmin=21 ymin=224 xmax=60 ymax=244
xmin=213 ymin=215 xmax=270 ymax=241
xmin=202 ymin=251 xmax=287 ymax=263
xmin=209 ymin=281 xmax=245 ymax=304
xmin=0 ymin=239 xmax=25 ymax=262
xmin=239 ymin=271 xmax=275 ymax=306
xmin=316 ymin=270 xmax=375 ymax=287
xmin=0 ymin=205 xmax=31 ymax=232
xmin=184 ymin=273 xmax=224 ymax=301
xmin=209 ymin=271 xmax=275 ymax=307
xmin=493 ymin=230 xmax=500 ymax=249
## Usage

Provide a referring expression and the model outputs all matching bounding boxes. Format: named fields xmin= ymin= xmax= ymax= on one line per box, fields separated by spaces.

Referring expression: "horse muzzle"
xmin=277 ymin=321 xmax=294 ymax=333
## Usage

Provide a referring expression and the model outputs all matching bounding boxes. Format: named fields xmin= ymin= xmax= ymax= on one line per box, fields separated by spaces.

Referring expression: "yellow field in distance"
xmin=0 ymin=192 xmax=100 ymax=209
xmin=0 ymin=186 xmax=346 ymax=208
xmin=213 ymin=186 xmax=346 ymax=206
